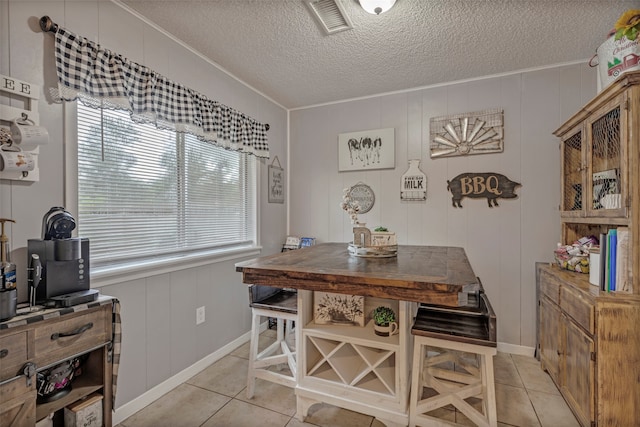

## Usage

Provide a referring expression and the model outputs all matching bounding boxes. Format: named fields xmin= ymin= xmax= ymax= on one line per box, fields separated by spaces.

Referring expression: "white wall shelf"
xmin=0 ymin=73 xmax=41 ymax=182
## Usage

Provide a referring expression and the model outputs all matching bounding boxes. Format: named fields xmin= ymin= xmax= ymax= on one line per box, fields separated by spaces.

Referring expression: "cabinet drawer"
xmin=539 ymin=270 xmax=561 ymax=304
xmin=560 ymin=285 xmax=594 ymax=334
xmin=34 ymin=307 xmax=110 ymax=368
xmin=0 ymin=331 xmax=28 ymax=382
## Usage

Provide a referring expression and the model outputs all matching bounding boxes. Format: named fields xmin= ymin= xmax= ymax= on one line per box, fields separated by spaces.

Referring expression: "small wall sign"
xmin=430 ymin=109 xmax=504 ymax=158
xmin=1 ymin=74 xmax=32 ymax=95
xmin=447 ymin=172 xmax=521 ymax=208
xmin=401 ymin=159 xmax=426 ymax=201
xmin=268 ymin=156 xmax=284 ymax=203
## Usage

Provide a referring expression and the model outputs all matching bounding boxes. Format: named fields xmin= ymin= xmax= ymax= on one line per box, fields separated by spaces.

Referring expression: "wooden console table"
xmin=236 ymin=243 xmax=481 ymax=427
xmin=0 ymin=296 xmax=117 ymax=426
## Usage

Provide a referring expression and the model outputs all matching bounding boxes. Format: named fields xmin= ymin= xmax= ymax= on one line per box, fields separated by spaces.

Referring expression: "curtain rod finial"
xmin=40 ymin=16 xmax=58 ymax=33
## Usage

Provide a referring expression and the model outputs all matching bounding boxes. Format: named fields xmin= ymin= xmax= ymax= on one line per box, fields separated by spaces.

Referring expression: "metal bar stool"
xmin=409 ymin=291 xmax=497 ymax=427
xmin=246 ymin=285 xmax=298 ymax=399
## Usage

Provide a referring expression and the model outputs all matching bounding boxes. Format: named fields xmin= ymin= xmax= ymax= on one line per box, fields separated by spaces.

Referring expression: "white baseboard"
xmin=497 ymin=342 xmax=536 ymax=357
xmin=112 ymin=322 xmax=267 ymax=425
xmin=112 ymin=327 xmax=533 ymax=424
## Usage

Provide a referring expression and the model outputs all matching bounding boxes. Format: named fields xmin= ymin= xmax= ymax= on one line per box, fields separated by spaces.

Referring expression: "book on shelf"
xmin=604 ymin=231 xmax=612 ymax=291
xmin=598 ymin=227 xmax=630 ymax=293
xmin=609 ymin=229 xmax=617 ymax=292
xmin=616 ymin=227 xmax=631 ymax=292
xmin=599 ymin=232 xmax=607 ymax=291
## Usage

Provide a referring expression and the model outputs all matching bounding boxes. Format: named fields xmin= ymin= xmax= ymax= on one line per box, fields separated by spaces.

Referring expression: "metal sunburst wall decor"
xmin=429 ymin=108 xmax=504 ymax=158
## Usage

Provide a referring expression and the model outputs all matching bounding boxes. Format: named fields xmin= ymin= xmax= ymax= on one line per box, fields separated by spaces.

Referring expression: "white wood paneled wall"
xmin=289 ymin=65 xmax=596 ymax=348
xmin=1 ymin=0 xmax=287 ymax=413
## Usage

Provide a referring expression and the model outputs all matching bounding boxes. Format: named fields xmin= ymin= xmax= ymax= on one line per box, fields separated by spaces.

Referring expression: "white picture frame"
xmin=338 ymin=128 xmax=395 ymax=172
xmin=592 ymin=168 xmax=619 ymax=209
xmin=313 ymin=291 xmax=365 ymax=326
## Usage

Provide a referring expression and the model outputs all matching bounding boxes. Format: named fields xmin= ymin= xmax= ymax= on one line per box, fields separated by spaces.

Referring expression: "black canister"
xmin=54 ymin=238 xmax=81 ymax=261
xmin=0 ymin=287 xmax=17 ymax=321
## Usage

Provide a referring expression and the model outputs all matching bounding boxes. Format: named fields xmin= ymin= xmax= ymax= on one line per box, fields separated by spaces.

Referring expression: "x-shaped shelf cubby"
xmin=305 ymin=335 xmax=396 ymax=396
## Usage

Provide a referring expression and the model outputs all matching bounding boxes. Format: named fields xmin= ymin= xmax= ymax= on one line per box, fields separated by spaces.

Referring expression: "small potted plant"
xmin=372 ymin=306 xmax=398 ymax=336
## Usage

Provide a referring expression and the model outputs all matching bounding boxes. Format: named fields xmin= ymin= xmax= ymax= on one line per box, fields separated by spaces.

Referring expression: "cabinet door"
xmin=560 ymin=127 xmax=586 ymax=217
xmin=586 ymin=95 xmax=627 ymax=218
xmin=561 ymin=318 xmax=595 ymax=427
xmin=0 ymin=375 xmax=36 ymax=427
xmin=539 ymin=296 xmax=561 ymax=383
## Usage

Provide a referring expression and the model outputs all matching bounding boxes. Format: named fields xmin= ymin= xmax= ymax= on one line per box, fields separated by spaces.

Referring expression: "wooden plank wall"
xmin=289 ymin=65 xmax=597 ymax=349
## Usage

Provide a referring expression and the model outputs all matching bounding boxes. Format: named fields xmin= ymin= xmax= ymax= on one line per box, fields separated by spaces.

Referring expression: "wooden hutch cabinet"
xmin=538 ymin=71 xmax=640 ymax=427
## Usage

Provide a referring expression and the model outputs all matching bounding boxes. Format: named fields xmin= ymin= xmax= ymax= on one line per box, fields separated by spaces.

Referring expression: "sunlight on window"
xmin=76 ymin=104 xmax=256 ymax=268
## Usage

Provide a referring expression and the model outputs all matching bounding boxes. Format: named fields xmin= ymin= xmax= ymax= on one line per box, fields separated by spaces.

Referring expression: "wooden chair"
xmin=409 ymin=291 xmax=497 ymax=427
xmin=246 ymin=284 xmax=298 ymax=398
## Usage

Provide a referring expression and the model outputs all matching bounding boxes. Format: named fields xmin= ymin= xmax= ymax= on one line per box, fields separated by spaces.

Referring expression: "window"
xmin=76 ymin=103 xmax=257 ymax=269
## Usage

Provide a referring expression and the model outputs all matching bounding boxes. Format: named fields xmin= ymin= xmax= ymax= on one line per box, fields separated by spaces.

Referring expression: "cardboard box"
xmin=35 ymin=413 xmax=53 ymax=427
xmin=64 ymin=393 xmax=102 ymax=427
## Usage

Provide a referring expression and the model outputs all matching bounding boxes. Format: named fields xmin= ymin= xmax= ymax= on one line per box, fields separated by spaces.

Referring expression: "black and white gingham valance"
xmin=52 ymin=28 xmax=269 ymax=158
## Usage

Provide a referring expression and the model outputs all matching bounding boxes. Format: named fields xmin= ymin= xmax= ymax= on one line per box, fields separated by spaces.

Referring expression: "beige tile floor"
xmin=116 ymin=329 xmax=579 ymax=427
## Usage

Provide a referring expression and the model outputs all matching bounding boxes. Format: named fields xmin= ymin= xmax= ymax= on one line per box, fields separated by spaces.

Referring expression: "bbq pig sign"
xmin=447 ymin=172 xmax=521 ymax=208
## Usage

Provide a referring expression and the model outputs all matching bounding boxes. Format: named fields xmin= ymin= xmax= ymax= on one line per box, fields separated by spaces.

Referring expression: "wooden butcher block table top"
xmin=236 ymin=242 xmax=481 ymax=307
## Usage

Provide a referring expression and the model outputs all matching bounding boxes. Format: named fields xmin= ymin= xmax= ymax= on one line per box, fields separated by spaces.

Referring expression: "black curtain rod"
xmin=38 ymin=15 xmax=270 ymax=132
xmin=39 ymin=16 xmax=58 ymax=33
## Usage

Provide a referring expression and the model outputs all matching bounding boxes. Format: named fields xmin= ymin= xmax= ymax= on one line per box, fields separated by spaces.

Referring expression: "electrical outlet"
xmin=196 ymin=306 xmax=205 ymax=325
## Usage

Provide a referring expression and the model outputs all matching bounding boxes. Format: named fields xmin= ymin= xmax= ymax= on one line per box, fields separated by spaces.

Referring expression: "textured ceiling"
xmin=120 ymin=0 xmax=637 ymax=109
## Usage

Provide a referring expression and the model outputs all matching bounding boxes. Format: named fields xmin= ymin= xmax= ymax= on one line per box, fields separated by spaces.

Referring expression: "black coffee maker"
xmin=27 ymin=207 xmax=95 ymax=306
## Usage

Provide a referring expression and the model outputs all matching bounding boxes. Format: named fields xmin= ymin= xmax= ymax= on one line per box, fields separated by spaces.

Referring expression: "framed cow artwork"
xmin=338 ymin=128 xmax=395 ymax=172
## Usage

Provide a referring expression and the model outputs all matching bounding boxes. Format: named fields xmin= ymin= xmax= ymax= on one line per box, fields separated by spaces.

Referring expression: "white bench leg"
xmin=409 ymin=337 xmax=424 ymax=427
xmin=409 ymin=336 xmax=497 ymax=427
xmin=246 ymin=309 xmax=262 ymax=399
xmin=481 ymin=353 xmax=497 ymax=427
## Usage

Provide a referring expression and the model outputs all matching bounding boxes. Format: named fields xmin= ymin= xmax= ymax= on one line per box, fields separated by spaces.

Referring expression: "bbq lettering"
xmin=460 ymin=175 xmax=502 ymax=195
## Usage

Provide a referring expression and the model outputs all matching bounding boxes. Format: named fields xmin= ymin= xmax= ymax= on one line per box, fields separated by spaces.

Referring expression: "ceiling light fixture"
xmin=358 ymin=0 xmax=397 ymax=15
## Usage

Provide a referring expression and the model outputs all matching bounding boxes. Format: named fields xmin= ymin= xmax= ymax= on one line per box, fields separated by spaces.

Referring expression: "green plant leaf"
xmin=372 ymin=306 xmax=396 ymax=324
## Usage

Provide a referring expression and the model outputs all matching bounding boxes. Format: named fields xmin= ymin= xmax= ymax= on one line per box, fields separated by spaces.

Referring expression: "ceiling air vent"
xmin=305 ymin=0 xmax=353 ymax=35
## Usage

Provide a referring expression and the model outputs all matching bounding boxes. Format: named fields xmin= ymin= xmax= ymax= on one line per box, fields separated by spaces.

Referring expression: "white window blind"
xmin=76 ymin=103 xmax=256 ymax=269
